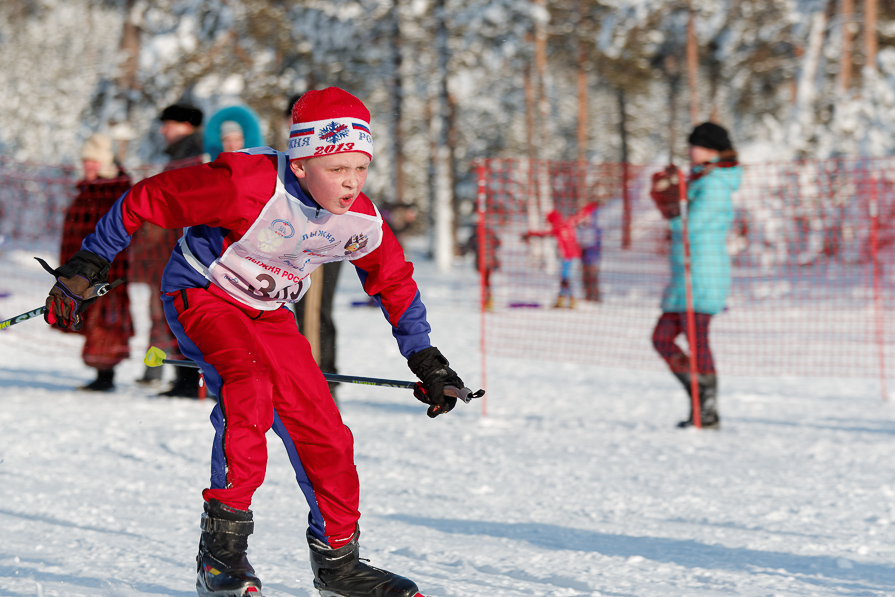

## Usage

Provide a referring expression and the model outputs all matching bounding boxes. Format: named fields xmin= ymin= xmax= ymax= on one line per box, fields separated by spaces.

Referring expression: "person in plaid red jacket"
xmin=57 ymin=134 xmax=133 ymax=392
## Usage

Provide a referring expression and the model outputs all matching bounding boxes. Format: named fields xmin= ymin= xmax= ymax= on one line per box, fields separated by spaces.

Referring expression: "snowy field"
xmin=2 ymin=245 xmax=895 ymax=597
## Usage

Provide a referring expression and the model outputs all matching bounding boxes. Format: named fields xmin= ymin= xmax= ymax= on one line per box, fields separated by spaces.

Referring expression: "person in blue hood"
xmin=650 ymin=122 xmax=742 ymax=429
xmin=204 ymin=105 xmax=264 ymax=160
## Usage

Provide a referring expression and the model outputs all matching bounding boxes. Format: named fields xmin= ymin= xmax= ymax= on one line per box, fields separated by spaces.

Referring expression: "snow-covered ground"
xmin=2 ymin=244 xmax=895 ymax=597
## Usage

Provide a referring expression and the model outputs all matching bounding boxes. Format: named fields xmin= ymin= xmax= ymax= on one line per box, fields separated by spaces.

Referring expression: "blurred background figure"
xmin=523 ymin=203 xmax=598 ymax=309
xmin=132 ymin=103 xmax=205 ymax=396
xmin=57 ymin=133 xmax=134 ymax=392
xmin=159 ymin=103 xmax=206 ymax=166
xmin=377 ymin=200 xmax=418 ymax=256
xmin=578 ymin=205 xmax=602 ymax=302
xmin=220 ymin=121 xmax=244 ymax=152
xmin=650 ymin=121 xmax=741 ymax=430
xmin=204 ymin=104 xmax=264 ymax=160
xmin=462 ymin=220 xmax=501 ymax=310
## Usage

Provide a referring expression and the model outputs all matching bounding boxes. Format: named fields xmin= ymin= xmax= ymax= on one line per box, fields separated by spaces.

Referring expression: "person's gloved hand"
xmin=40 ymin=250 xmax=111 ymax=331
xmin=407 ymin=346 xmax=465 ymax=418
xmin=650 ymin=165 xmax=683 ymax=220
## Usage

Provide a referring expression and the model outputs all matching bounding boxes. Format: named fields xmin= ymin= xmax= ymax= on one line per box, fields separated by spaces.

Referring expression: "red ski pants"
xmin=162 ymin=286 xmax=359 ymax=547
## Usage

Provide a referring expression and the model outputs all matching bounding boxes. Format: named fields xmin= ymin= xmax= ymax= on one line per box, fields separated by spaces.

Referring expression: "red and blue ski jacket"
xmin=81 ymin=148 xmax=432 ymax=358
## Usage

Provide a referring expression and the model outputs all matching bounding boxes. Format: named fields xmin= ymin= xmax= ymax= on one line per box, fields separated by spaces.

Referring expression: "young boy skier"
xmin=43 ymin=87 xmax=476 ymax=597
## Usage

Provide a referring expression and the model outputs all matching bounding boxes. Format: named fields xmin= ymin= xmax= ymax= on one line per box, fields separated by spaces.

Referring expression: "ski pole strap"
xmin=96 ymin=277 xmax=126 ymax=296
xmin=35 ymin=256 xmax=125 ymax=297
xmin=34 ymin=256 xmax=60 ymax=277
xmin=456 ymin=387 xmax=486 ymax=404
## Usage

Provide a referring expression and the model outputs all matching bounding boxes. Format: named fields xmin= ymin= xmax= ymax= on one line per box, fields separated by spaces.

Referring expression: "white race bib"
xmin=184 ymin=150 xmax=383 ymax=310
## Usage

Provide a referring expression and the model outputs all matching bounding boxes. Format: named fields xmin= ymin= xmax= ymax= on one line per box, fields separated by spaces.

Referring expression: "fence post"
xmin=476 ymin=160 xmax=489 ymax=416
xmin=870 ymin=176 xmax=888 ymax=401
xmin=678 ymin=168 xmax=702 ymax=427
xmin=622 ymin=161 xmax=632 ymax=249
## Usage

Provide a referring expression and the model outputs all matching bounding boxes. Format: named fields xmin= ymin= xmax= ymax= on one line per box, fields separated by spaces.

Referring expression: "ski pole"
xmin=0 ymin=306 xmax=47 ymax=330
xmin=677 ymin=167 xmax=702 ymax=428
xmin=0 ymin=279 xmax=124 ymax=331
xmin=144 ymin=347 xmax=484 ymax=402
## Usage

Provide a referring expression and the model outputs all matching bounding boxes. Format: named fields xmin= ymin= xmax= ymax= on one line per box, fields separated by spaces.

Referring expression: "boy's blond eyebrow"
xmin=328 ymin=161 xmax=368 ymax=169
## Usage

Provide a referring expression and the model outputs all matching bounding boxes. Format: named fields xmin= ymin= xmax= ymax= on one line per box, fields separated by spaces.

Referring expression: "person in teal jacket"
xmin=204 ymin=104 xmax=264 ymax=161
xmin=650 ymin=122 xmax=742 ymax=429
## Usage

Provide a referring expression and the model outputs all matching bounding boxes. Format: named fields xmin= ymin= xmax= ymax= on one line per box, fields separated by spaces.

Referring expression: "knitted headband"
xmin=288 ymin=87 xmax=373 ymax=161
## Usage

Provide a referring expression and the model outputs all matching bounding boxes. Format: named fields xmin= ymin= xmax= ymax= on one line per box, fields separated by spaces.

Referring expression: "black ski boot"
xmin=308 ymin=527 xmax=421 ymax=597
xmin=159 ymin=366 xmax=200 ymax=398
xmin=672 ymin=371 xmax=720 ymax=429
xmin=80 ymin=369 xmax=115 ymax=392
xmin=196 ymin=499 xmax=263 ymax=597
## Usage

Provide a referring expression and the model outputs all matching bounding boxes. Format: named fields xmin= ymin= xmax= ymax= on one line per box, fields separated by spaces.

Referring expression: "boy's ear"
xmin=290 ymin=159 xmax=307 ymax=179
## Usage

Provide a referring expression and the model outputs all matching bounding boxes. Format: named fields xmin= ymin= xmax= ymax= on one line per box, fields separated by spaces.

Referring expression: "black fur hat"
xmin=687 ymin=122 xmax=733 ymax=151
xmin=159 ymin=103 xmax=204 ymax=127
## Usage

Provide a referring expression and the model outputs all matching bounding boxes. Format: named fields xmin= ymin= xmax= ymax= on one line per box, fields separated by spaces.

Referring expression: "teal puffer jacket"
xmin=661 ymin=161 xmax=741 ymax=315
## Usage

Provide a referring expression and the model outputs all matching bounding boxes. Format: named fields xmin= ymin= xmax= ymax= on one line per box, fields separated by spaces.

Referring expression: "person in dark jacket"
xmin=58 ymin=134 xmax=134 ymax=391
xmin=132 ymin=103 xmax=206 ymax=396
xmin=650 ymin=121 xmax=742 ymax=429
xmin=160 ymin=103 xmax=206 ymax=166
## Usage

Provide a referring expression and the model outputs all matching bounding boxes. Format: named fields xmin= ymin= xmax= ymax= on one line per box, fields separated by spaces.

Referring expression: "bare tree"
xmin=391 ymin=0 xmax=406 ymax=205
xmin=865 ymin=0 xmax=878 ymax=74
xmin=430 ymin=0 xmax=454 ymax=271
xmin=838 ymin=0 xmax=855 ymax=91
xmin=114 ymin=0 xmax=141 ymax=163
xmin=686 ymin=1 xmax=700 ymax=125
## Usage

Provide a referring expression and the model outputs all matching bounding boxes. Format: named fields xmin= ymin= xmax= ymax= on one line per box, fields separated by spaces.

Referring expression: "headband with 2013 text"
xmin=288 ymin=118 xmax=374 ymax=161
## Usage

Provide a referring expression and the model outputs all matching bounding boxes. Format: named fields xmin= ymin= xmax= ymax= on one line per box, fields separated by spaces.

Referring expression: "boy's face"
xmin=290 ymin=152 xmax=370 ymax=215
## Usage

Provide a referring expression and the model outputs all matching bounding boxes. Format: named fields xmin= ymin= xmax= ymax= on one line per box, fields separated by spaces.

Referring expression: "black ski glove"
xmin=407 ymin=346 xmax=465 ymax=418
xmin=40 ymin=250 xmax=112 ymax=331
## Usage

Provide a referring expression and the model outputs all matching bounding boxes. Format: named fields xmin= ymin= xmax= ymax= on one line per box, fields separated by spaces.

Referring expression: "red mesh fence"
xmin=4 ymin=154 xmax=895 ymax=387
xmin=0 ymin=157 xmax=198 ymax=341
xmin=474 ymin=157 xmax=895 ymax=385
xmin=0 ymin=155 xmax=194 ymax=250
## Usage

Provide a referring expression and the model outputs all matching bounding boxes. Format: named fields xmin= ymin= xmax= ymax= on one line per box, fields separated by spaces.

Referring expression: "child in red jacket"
xmin=524 ymin=204 xmax=597 ymax=308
